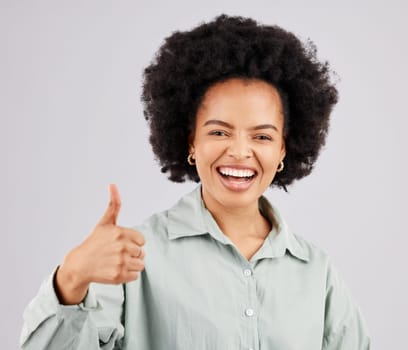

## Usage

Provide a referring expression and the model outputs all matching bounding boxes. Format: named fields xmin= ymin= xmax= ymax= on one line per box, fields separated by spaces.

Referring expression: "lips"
xmin=216 ymin=166 xmax=257 ymax=192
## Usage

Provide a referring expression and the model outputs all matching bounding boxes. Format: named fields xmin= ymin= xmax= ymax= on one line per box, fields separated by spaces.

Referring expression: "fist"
xmin=60 ymin=184 xmax=146 ymax=289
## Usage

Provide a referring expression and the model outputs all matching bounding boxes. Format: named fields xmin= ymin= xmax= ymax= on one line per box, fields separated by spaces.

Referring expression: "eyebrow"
xmin=203 ymin=119 xmax=279 ymax=132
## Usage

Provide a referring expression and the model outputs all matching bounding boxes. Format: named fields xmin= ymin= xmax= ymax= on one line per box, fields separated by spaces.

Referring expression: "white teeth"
xmin=218 ymin=167 xmax=255 ymax=177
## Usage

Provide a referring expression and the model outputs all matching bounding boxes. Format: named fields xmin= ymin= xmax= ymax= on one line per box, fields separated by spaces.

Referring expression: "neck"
xmin=201 ymin=189 xmax=271 ymax=240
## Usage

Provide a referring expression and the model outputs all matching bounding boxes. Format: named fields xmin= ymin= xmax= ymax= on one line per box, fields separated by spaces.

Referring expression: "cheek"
xmin=194 ymin=143 xmax=226 ymax=181
xmin=256 ymin=146 xmax=282 ymax=169
xmin=195 ymin=141 xmax=225 ymax=164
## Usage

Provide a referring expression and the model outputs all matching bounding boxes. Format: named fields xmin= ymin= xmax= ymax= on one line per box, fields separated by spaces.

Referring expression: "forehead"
xmin=196 ymin=78 xmax=284 ymax=127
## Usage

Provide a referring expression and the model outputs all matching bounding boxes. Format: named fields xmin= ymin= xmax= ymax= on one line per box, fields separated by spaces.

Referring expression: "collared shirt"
xmin=20 ymin=186 xmax=370 ymax=349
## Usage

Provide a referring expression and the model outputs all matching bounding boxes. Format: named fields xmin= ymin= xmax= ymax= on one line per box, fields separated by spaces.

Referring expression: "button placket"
xmin=242 ymin=264 xmax=258 ymax=350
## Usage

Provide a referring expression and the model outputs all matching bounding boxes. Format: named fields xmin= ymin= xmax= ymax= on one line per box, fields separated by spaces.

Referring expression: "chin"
xmin=216 ymin=186 xmax=262 ymax=208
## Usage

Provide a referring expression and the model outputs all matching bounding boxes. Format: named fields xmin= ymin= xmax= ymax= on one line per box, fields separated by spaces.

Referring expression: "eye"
xmin=254 ymin=134 xmax=272 ymax=141
xmin=209 ymin=130 xmax=228 ymax=137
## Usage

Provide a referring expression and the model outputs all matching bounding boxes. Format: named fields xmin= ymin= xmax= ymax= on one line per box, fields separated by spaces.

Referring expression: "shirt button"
xmin=243 ymin=268 xmax=252 ymax=277
xmin=245 ymin=308 xmax=254 ymax=317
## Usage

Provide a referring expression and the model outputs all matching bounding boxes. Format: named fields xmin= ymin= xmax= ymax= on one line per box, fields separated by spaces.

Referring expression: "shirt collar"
xmin=167 ymin=186 xmax=309 ymax=262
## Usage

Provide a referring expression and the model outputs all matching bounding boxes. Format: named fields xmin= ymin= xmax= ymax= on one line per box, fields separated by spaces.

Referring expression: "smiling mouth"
xmin=216 ymin=166 xmax=257 ymax=181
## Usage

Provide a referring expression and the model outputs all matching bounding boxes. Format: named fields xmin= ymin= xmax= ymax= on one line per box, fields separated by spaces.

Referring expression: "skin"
xmin=190 ymin=78 xmax=286 ymax=259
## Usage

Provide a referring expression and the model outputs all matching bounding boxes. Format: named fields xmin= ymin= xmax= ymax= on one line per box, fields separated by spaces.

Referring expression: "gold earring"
xmin=276 ymin=160 xmax=284 ymax=172
xmin=187 ymin=153 xmax=196 ymax=165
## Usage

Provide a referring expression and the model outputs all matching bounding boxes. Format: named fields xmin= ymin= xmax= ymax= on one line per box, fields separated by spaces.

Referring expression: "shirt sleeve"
xmin=20 ymin=266 xmax=125 ymax=350
xmin=322 ymin=259 xmax=371 ymax=350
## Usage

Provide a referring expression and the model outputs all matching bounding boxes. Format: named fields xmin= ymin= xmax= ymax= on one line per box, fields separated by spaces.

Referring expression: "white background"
xmin=2 ymin=0 xmax=407 ymax=348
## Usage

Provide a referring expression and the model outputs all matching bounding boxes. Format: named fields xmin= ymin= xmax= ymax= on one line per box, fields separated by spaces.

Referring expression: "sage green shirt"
xmin=21 ymin=186 xmax=370 ymax=349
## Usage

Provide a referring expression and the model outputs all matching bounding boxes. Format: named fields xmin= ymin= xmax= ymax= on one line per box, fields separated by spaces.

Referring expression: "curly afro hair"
xmin=142 ymin=14 xmax=338 ymax=190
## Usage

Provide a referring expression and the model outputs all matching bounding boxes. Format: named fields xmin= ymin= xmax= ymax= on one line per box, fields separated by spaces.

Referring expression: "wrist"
xmin=54 ymin=252 xmax=90 ymax=305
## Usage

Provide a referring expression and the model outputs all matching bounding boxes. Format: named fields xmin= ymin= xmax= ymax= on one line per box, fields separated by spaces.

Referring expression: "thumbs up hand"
xmin=54 ymin=184 xmax=146 ymax=305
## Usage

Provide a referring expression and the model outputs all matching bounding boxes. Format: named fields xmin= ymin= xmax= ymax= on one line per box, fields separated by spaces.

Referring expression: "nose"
xmin=227 ymin=135 xmax=252 ymax=160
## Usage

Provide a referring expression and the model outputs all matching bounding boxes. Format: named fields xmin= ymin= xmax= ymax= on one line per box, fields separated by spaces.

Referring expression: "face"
xmin=190 ymin=78 xmax=286 ymax=212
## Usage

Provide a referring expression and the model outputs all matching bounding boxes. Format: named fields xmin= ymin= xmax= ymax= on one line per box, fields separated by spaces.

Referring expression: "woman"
xmin=21 ymin=15 xmax=370 ymax=349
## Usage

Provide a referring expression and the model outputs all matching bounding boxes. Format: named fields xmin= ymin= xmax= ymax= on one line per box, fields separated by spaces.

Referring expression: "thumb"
xmin=98 ymin=183 xmax=122 ymax=225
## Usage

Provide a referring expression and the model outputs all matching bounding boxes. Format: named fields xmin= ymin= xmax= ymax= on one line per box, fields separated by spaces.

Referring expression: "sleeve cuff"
xmin=20 ymin=266 xmax=100 ymax=346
